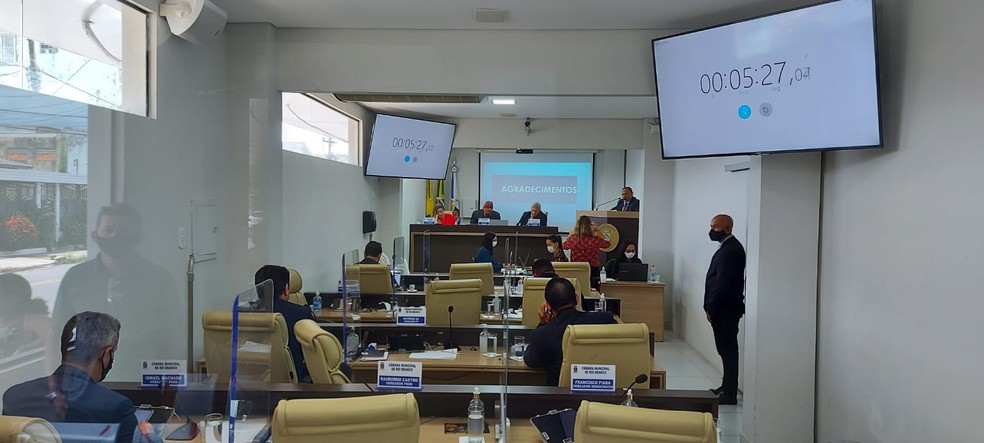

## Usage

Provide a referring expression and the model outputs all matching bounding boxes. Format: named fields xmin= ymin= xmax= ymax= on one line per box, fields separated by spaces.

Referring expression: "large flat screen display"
xmin=652 ymin=0 xmax=881 ymax=159
xmin=365 ymin=114 xmax=456 ymax=179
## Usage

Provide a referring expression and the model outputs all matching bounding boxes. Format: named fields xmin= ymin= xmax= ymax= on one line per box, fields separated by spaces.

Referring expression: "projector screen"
xmin=480 ymin=152 xmax=594 ymax=232
xmin=365 ymin=114 xmax=456 ymax=179
xmin=652 ymin=0 xmax=881 ymax=159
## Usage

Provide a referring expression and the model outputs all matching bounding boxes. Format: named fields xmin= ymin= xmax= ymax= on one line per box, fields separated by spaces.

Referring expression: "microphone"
xmin=446 ymin=305 xmax=459 ymax=351
xmin=621 ymin=374 xmax=648 ymax=401
xmin=595 ymin=197 xmax=620 ymax=210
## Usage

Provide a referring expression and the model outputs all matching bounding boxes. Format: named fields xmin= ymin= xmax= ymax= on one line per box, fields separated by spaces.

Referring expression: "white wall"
xmin=453 ymin=119 xmax=644 ymax=150
xmin=638 ymin=128 xmax=675 ymax=329
xmin=670 ymin=156 xmax=748 ymax=369
xmin=816 ymin=1 xmax=983 ymax=441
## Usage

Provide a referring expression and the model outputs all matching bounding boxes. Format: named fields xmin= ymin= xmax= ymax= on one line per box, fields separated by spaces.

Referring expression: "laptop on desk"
xmin=618 ymin=263 xmax=649 ymax=282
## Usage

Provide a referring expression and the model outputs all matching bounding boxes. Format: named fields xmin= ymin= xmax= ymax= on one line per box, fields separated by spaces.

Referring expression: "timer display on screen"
xmin=652 ymin=0 xmax=881 ymax=158
xmin=365 ymin=115 xmax=456 ymax=179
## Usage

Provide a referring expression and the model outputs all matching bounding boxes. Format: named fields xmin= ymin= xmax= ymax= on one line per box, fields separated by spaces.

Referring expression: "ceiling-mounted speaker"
xmin=160 ymin=0 xmax=227 ymax=45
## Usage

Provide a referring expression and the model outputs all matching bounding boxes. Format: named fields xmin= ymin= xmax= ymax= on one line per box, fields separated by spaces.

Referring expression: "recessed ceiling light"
xmin=492 ymin=98 xmax=515 ymax=105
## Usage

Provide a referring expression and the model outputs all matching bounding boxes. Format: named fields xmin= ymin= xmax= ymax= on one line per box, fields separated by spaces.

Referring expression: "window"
xmin=282 ymin=92 xmax=362 ymax=166
xmin=0 ymin=0 xmax=150 ymax=116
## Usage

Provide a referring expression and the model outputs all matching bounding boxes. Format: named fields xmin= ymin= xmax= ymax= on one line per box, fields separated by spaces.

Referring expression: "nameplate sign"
xmin=377 ymin=361 xmax=422 ymax=390
xmin=140 ymin=360 xmax=187 ymax=387
xmin=527 ymin=218 xmax=540 ymax=227
xmin=397 ymin=306 xmax=426 ymax=324
xmin=478 ymin=218 xmax=491 ymax=226
xmin=423 ymin=217 xmax=436 ymax=225
xmin=569 ymin=364 xmax=616 ymax=393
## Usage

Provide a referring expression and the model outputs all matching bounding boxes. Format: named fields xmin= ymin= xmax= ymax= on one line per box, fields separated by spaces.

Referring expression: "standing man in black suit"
xmin=517 ymin=202 xmax=548 ymax=226
xmin=469 ymin=201 xmax=502 ymax=224
xmin=3 ymin=312 xmax=141 ymax=443
xmin=610 ymin=187 xmax=640 ymax=212
xmin=703 ymin=214 xmax=746 ymax=405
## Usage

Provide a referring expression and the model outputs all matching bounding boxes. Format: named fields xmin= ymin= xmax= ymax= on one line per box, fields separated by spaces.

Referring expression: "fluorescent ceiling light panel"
xmin=492 ymin=98 xmax=515 ymax=105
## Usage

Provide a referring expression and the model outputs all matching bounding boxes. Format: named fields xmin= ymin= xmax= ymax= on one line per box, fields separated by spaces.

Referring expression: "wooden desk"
xmin=409 ymin=224 xmax=559 ymax=273
xmin=420 ymin=417 xmax=541 ymax=442
xmin=350 ymin=349 xmax=666 ymax=389
xmin=599 ymin=281 xmax=665 ymax=341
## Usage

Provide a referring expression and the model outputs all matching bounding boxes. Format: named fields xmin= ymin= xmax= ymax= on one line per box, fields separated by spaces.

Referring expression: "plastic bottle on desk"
xmin=479 ymin=325 xmax=490 ymax=355
xmin=621 ymin=389 xmax=638 ymax=407
xmin=648 ymin=265 xmax=657 ymax=283
xmin=596 ymin=293 xmax=607 ymax=312
xmin=492 ymin=295 xmax=502 ymax=315
xmin=312 ymin=292 xmax=322 ymax=313
xmin=599 ymin=267 xmax=607 ymax=284
xmin=468 ymin=387 xmax=485 ymax=443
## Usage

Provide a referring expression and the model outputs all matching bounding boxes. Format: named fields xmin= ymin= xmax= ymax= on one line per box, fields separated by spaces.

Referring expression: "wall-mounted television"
xmin=652 ymin=0 xmax=882 ymax=159
xmin=365 ymin=114 xmax=456 ymax=179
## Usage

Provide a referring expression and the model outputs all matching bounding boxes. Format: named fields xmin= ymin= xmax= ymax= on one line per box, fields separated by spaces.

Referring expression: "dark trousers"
xmin=711 ymin=314 xmax=741 ymax=395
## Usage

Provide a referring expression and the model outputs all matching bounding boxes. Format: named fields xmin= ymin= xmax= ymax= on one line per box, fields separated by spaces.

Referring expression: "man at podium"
xmin=611 ymin=187 xmax=640 ymax=212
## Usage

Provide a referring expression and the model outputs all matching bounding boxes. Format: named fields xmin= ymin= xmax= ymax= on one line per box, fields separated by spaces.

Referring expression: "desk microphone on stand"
xmin=620 ymin=374 xmax=649 ymax=403
xmin=595 ymin=197 xmax=620 ymax=210
xmin=446 ymin=305 xmax=459 ymax=351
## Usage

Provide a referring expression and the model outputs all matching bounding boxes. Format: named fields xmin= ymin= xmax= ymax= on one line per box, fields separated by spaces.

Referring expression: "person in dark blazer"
xmin=523 ymin=278 xmax=617 ymax=385
xmin=473 ymin=232 xmax=503 ymax=273
xmin=3 ymin=312 xmax=140 ymax=443
xmin=610 ymin=187 xmax=641 ymax=212
xmin=469 ymin=201 xmax=502 ymax=224
xmin=255 ymin=265 xmax=353 ymax=383
xmin=517 ymin=202 xmax=548 ymax=226
xmin=703 ymin=214 xmax=746 ymax=405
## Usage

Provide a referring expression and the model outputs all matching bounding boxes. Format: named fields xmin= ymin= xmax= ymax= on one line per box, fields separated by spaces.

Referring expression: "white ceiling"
xmin=234 ymin=0 xmax=815 ymax=119
xmin=319 ymin=95 xmax=660 ymax=120
xmin=212 ymin=0 xmax=813 ymax=31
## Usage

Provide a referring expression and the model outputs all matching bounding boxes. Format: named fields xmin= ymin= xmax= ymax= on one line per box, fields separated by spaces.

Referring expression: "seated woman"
xmin=610 ymin=240 xmax=643 ymax=277
xmin=452 ymin=207 xmax=462 ymax=225
xmin=545 ymin=234 xmax=568 ymax=262
xmin=473 ymin=232 xmax=503 ymax=273
xmin=433 ymin=205 xmax=456 ymax=226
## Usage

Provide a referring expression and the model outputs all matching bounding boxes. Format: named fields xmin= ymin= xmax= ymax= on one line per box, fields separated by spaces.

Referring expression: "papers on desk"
xmin=238 ymin=341 xmax=271 ymax=353
xmin=409 ymin=349 xmax=459 ymax=360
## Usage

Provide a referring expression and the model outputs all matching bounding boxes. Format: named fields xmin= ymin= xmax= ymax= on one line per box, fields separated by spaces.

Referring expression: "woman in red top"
xmin=562 ymin=215 xmax=610 ymax=288
xmin=434 ymin=205 xmax=456 ymax=226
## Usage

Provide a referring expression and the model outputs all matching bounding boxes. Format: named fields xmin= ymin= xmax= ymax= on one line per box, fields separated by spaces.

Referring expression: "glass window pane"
xmin=282 ymin=92 xmax=362 ymax=166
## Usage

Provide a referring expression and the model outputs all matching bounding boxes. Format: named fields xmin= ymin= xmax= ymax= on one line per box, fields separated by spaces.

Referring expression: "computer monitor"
xmin=619 ymin=263 xmax=648 ymax=282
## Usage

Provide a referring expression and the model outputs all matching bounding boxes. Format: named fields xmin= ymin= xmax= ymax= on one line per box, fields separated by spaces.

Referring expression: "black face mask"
xmin=99 ymin=352 xmax=114 ymax=382
xmin=95 ymin=234 xmax=137 ymax=258
xmin=708 ymin=228 xmax=727 ymax=242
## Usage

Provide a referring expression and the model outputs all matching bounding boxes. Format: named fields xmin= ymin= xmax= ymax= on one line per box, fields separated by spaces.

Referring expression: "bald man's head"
xmin=709 ymin=214 xmax=734 ymax=242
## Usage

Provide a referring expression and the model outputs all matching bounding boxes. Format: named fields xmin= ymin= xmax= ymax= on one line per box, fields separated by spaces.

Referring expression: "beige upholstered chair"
xmin=449 ymin=262 xmax=495 ymax=295
xmin=558 ymin=323 xmax=651 ymax=389
xmin=523 ymin=277 xmax=584 ymax=327
xmin=293 ymin=319 xmax=350 ymax=384
xmin=287 ymin=269 xmax=307 ymax=305
xmin=356 ymin=264 xmax=394 ymax=294
xmin=553 ymin=261 xmax=592 ymax=296
xmin=424 ymin=279 xmax=482 ymax=326
xmin=573 ymin=400 xmax=716 ymax=443
xmin=272 ymin=394 xmax=420 ymax=443
xmin=344 ymin=264 xmax=361 ymax=282
xmin=202 ymin=311 xmax=297 ymax=383
xmin=0 ymin=416 xmax=61 ymax=443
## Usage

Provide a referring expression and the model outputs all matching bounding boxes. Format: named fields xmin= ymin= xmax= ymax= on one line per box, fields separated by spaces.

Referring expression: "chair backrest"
xmin=449 ymin=263 xmax=494 ymax=295
xmin=272 ymin=394 xmax=420 ymax=443
xmin=357 ymin=264 xmax=393 ymax=295
xmin=425 ymin=279 xmax=482 ymax=326
xmin=573 ymin=400 xmax=716 ymax=443
xmin=344 ymin=265 xmax=361 ymax=282
xmin=521 ymin=277 xmax=581 ymax=328
xmin=559 ymin=323 xmax=651 ymax=389
xmin=553 ymin=261 xmax=592 ymax=296
xmin=293 ymin=319 xmax=350 ymax=384
xmin=287 ymin=269 xmax=307 ymax=305
xmin=202 ymin=310 xmax=297 ymax=383
xmin=0 ymin=416 xmax=61 ymax=443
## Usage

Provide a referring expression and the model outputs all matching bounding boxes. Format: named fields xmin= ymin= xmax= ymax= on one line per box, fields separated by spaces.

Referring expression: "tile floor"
xmin=656 ymin=332 xmax=743 ymax=443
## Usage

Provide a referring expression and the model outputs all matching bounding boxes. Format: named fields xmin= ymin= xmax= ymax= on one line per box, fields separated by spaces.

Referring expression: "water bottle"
xmin=599 ymin=267 xmax=607 ymax=284
xmin=597 ymin=293 xmax=607 ymax=313
xmin=621 ymin=389 xmax=638 ymax=407
xmin=491 ymin=295 xmax=502 ymax=315
xmin=648 ymin=265 xmax=657 ymax=283
xmin=479 ymin=325 xmax=490 ymax=355
xmin=312 ymin=292 xmax=322 ymax=313
xmin=392 ymin=267 xmax=402 ymax=289
xmin=346 ymin=330 xmax=360 ymax=359
xmin=468 ymin=387 xmax=484 ymax=443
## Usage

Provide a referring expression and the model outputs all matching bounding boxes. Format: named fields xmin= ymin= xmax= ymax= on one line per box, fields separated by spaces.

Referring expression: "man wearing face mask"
xmin=49 ymin=203 xmax=177 ymax=379
xmin=4 ymin=312 xmax=140 ymax=443
xmin=703 ymin=214 xmax=746 ymax=405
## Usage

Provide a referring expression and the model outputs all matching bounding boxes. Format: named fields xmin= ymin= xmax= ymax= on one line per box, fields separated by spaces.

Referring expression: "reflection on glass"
xmin=281 ymin=92 xmax=360 ymax=165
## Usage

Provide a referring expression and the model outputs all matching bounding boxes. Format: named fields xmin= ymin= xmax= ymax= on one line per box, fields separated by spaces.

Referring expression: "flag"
xmin=449 ymin=163 xmax=459 ymax=211
xmin=425 ymin=180 xmax=435 ymax=217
